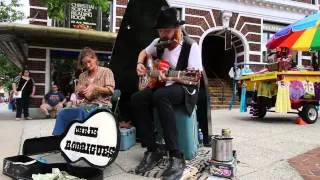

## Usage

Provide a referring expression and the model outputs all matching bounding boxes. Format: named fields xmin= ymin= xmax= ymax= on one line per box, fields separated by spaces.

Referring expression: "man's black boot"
xmin=161 ymin=156 xmax=186 ymax=180
xmin=135 ymin=150 xmax=163 ymax=174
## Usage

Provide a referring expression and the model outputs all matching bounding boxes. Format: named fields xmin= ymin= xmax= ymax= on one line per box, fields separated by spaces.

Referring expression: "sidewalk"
xmin=288 ymin=147 xmax=320 ymax=180
xmin=1 ymin=103 xmax=320 ymax=179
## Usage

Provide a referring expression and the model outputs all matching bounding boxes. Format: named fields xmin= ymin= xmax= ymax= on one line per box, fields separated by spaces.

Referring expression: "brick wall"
xmin=30 ymin=8 xmax=47 ymax=19
xmin=26 ymin=61 xmax=45 ymax=71
xmin=294 ymin=0 xmax=313 ymax=3
xmin=29 ymin=0 xmax=48 ymax=26
xmin=27 ymin=47 xmax=47 ymax=108
xmin=29 ymin=48 xmax=46 ymax=59
xmin=234 ymin=15 xmax=261 ymax=62
xmin=250 ymin=54 xmax=261 ymax=62
xmin=116 ymin=0 xmax=128 ymax=5
xmin=30 ymin=98 xmax=42 ymax=108
xmin=249 ymin=44 xmax=261 ymax=51
xmin=185 ymin=8 xmax=215 ymax=27
xmin=185 ymin=5 xmax=263 ymax=63
xmin=29 ymin=0 xmax=46 ymax=7
xmin=115 ymin=6 xmax=127 ymax=32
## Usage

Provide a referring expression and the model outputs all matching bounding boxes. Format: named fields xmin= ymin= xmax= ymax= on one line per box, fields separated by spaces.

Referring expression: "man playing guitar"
xmin=131 ymin=6 xmax=202 ymax=180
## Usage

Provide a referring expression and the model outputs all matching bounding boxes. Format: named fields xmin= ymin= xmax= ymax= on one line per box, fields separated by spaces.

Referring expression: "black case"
xmin=3 ymin=109 xmax=120 ymax=180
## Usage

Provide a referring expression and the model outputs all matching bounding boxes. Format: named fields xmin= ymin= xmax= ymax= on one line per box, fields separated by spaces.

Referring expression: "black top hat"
xmin=154 ymin=6 xmax=185 ymax=29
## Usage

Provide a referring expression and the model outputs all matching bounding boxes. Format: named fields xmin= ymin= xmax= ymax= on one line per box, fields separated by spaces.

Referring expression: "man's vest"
xmin=157 ymin=36 xmax=199 ymax=115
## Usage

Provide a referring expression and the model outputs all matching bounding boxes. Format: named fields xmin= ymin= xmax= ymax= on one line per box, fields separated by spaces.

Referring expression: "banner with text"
xmin=70 ymin=2 xmax=98 ymax=30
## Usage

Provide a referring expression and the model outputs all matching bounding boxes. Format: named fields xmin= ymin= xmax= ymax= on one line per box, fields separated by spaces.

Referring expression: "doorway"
xmin=202 ymin=35 xmax=235 ymax=80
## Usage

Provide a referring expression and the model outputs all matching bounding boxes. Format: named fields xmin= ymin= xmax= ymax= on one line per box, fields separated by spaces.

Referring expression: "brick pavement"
xmin=288 ymin=147 xmax=320 ymax=180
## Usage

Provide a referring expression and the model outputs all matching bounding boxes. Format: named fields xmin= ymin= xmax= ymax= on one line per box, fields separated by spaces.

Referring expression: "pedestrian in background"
xmin=12 ymin=69 xmax=35 ymax=120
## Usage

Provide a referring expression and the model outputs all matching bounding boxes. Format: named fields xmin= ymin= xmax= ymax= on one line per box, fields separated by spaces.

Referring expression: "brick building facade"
xmin=114 ymin=0 xmax=319 ymax=75
xmin=2 ymin=0 xmax=318 ymax=115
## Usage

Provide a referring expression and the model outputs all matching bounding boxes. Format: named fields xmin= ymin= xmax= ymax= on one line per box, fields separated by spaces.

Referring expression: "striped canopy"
xmin=266 ymin=12 xmax=320 ymax=51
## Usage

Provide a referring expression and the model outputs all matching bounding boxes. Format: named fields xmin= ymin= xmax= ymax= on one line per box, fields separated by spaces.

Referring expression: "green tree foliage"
xmin=0 ymin=53 xmax=19 ymax=91
xmin=41 ymin=0 xmax=109 ymax=22
xmin=0 ymin=0 xmax=24 ymax=90
xmin=0 ymin=0 xmax=24 ymax=22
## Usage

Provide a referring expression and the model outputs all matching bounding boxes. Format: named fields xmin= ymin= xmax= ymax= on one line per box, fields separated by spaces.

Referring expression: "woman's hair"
xmin=78 ymin=47 xmax=97 ymax=67
xmin=21 ymin=69 xmax=30 ymax=75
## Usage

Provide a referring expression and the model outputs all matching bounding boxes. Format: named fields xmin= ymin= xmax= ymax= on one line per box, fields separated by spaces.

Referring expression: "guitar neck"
xmin=147 ymin=70 xmax=180 ymax=78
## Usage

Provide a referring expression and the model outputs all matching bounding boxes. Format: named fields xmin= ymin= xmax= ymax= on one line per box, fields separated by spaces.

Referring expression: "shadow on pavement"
xmin=236 ymin=116 xmax=295 ymax=124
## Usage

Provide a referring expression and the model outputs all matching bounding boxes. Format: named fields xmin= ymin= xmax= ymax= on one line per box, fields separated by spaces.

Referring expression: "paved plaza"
xmin=0 ymin=102 xmax=319 ymax=179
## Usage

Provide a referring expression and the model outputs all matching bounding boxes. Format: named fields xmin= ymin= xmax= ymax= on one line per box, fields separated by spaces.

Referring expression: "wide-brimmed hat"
xmin=154 ymin=7 xmax=185 ymax=29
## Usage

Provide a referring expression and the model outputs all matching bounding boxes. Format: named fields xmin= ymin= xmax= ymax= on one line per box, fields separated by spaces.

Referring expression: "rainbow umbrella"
xmin=266 ymin=12 xmax=320 ymax=51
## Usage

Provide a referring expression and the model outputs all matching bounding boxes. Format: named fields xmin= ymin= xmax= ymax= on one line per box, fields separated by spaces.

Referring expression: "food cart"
xmin=239 ymin=71 xmax=320 ymax=124
xmin=238 ymin=12 xmax=320 ymax=124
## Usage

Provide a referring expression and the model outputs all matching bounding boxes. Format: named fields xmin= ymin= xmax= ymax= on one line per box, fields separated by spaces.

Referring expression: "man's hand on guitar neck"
xmin=158 ymin=70 xmax=169 ymax=82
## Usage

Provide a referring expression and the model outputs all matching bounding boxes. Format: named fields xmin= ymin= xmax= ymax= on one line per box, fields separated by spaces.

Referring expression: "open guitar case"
xmin=3 ymin=109 xmax=120 ymax=180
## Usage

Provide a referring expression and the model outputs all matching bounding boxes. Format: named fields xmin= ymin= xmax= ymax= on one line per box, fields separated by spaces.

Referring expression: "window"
xmin=262 ymin=22 xmax=287 ymax=63
xmin=172 ymin=7 xmax=184 ymax=21
xmin=262 ymin=32 xmax=274 ymax=62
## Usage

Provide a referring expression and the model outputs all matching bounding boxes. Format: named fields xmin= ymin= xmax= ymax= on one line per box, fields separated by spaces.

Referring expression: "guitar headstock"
xmin=182 ymin=69 xmax=202 ymax=80
xmin=178 ymin=69 xmax=202 ymax=86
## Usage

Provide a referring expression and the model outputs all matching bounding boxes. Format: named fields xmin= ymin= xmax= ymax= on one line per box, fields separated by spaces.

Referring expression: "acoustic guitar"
xmin=138 ymin=58 xmax=201 ymax=91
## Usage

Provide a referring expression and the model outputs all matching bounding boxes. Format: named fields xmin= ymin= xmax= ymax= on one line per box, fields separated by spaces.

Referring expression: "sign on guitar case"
xmin=60 ymin=109 xmax=120 ymax=167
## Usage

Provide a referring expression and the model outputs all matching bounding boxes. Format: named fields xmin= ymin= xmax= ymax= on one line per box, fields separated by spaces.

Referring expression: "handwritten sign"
xmin=60 ymin=110 xmax=119 ymax=167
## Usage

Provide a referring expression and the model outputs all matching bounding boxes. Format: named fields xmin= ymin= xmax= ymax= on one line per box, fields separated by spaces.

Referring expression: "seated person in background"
xmin=66 ymin=92 xmax=81 ymax=108
xmin=52 ymin=47 xmax=115 ymax=136
xmin=65 ymin=79 xmax=81 ymax=108
xmin=40 ymin=84 xmax=66 ymax=118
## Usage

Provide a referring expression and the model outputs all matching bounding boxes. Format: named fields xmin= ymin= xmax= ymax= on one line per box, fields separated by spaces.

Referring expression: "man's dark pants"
xmin=131 ymin=84 xmax=185 ymax=153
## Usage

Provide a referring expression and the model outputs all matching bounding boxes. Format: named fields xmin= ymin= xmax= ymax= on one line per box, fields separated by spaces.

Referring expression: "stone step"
xmin=211 ymin=102 xmax=240 ymax=106
xmin=210 ymin=98 xmax=240 ymax=104
xmin=211 ymin=100 xmax=236 ymax=105
xmin=211 ymin=96 xmax=240 ymax=103
xmin=208 ymin=80 xmax=231 ymax=85
xmin=208 ymin=78 xmax=230 ymax=82
xmin=207 ymin=84 xmax=232 ymax=89
xmin=208 ymin=88 xmax=233 ymax=93
xmin=211 ymin=104 xmax=240 ymax=110
xmin=208 ymin=78 xmax=239 ymax=110
xmin=209 ymin=92 xmax=235 ymax=98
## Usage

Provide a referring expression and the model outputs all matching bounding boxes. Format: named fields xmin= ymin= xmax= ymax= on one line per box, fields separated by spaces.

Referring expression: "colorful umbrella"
xmin=266 ymin=12 xmax=320 ymax=51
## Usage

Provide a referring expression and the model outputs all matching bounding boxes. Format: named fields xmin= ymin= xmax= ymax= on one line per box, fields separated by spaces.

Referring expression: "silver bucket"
xmin=211 ymin=135 xmax=233 ymax=162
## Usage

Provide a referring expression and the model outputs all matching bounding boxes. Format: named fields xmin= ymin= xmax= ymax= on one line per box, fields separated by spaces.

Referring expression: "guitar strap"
xmin=175 ymin=36 xmax=194 ymax=71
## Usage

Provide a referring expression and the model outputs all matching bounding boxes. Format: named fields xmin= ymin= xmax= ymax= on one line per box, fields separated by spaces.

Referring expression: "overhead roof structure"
xmin=0 ymin=23 xmax=117 ymax=69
